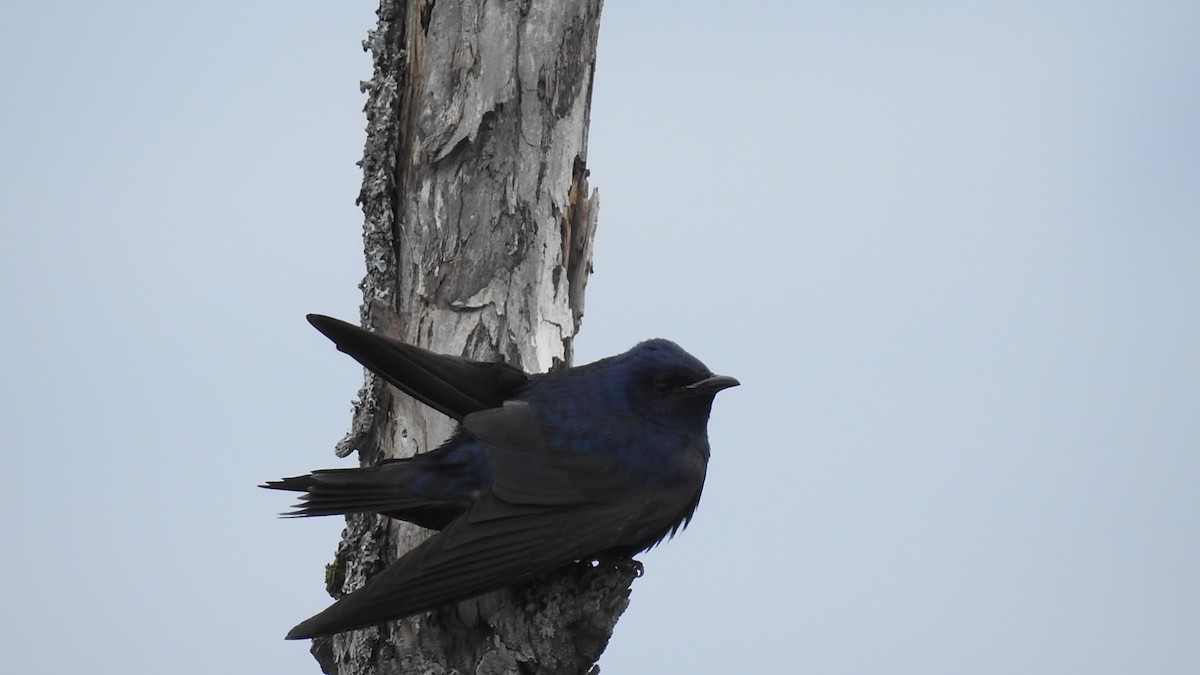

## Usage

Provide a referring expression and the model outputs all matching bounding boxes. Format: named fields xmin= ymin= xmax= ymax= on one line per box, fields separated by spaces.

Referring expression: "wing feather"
xmin=285 ymin=497 xmax=634 ymax=639
xmin=307 ymin=314 xmax=528 ymax=420
xmin=463 ymin=402 xmax=616 ymax=505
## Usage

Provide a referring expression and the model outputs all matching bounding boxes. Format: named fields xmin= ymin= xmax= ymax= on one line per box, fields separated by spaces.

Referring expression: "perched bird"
xmin=266 ymin=314 xmax=738 ymax=639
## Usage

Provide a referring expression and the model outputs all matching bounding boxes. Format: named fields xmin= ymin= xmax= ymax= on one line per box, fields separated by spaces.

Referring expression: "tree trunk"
xmin=308 ymin=1 xmax=638 ymax=673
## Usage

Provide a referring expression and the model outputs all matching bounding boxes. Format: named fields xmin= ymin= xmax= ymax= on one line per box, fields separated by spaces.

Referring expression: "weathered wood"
xmin=308 ymin=1 xmax=632 ymax=673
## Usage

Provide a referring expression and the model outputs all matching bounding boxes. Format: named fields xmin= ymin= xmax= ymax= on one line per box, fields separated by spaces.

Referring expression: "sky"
xmin=2 ymin=1 xmax=1198 ymax=673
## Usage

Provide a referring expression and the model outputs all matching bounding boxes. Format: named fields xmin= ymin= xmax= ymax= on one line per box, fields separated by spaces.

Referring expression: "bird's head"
xmin=617 ymin=339 xmax=739 ymax=428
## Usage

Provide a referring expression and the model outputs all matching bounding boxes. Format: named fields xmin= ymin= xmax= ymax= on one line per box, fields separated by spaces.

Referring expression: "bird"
xmin=266 ymin=314 xmax=738 ymax=639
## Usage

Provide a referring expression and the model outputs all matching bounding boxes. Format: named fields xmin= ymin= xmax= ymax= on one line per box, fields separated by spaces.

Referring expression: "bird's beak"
xmin=686 ymin=374 xmax=740 ymax=394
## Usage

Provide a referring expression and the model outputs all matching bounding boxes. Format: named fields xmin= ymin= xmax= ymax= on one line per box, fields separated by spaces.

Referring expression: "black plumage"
xmin=266 ymin=315 xmax=738 ymax=639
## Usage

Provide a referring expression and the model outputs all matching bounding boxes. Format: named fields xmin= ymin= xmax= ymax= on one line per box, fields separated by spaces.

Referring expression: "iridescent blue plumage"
xmin=265 ymin=315 xmax=738 ymax=639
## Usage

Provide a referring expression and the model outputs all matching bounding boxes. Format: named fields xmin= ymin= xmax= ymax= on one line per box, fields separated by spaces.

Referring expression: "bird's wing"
xmin=306 ymin=314 xmax=528 ymax=420
xmin=465 ymin=399 xmax=709 ymax=551
xmin=285 ymin=495 xmax=637 ymax=639
xmin=286 ymin=396 xmax=696 ymax=639
xmin=462 ymin=400 xmax=620 ymax=506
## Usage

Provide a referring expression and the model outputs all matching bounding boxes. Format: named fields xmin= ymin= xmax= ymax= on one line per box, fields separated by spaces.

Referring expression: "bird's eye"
xmin=652 ymin=372 xmax=693 ymax=393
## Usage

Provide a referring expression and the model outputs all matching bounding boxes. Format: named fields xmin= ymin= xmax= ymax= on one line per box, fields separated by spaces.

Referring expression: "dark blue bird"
xmin=266 ymin=314 xmax=738 ymax=639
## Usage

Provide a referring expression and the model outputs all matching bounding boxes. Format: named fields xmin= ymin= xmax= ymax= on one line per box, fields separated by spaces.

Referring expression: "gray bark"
xmin=308 ymin=1 xmax=638 ymax=673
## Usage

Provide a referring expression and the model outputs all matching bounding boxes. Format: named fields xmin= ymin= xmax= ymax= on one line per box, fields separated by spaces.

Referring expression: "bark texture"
xmin=308 ymin=1 xmax=638 ymax=673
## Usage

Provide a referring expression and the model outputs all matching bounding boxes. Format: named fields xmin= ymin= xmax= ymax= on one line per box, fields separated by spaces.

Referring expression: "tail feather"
xmin=264 ymin=470 xmax=415 ymax=516
xmin=261 ymin=464 xmax=474 ymax=530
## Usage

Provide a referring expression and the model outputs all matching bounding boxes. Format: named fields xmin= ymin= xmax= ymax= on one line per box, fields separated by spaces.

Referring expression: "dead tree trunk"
xmin=308 ymin=1 xmax=639 ymax=673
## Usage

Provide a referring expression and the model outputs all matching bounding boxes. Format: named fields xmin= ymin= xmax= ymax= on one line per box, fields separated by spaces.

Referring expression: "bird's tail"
xmin=261 ymin=460 xmax=476 ymax=531
xmin=263 ymin=468 xmax=411 ymax=517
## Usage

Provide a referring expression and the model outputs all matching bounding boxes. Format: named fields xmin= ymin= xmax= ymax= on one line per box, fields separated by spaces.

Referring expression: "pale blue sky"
xmin=2 ymin=1 xmax=1198 ymax=673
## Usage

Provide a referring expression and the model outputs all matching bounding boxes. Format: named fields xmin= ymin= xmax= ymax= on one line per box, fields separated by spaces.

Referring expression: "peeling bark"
xmin=309 ymin=1 xmax=627 ymax=673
